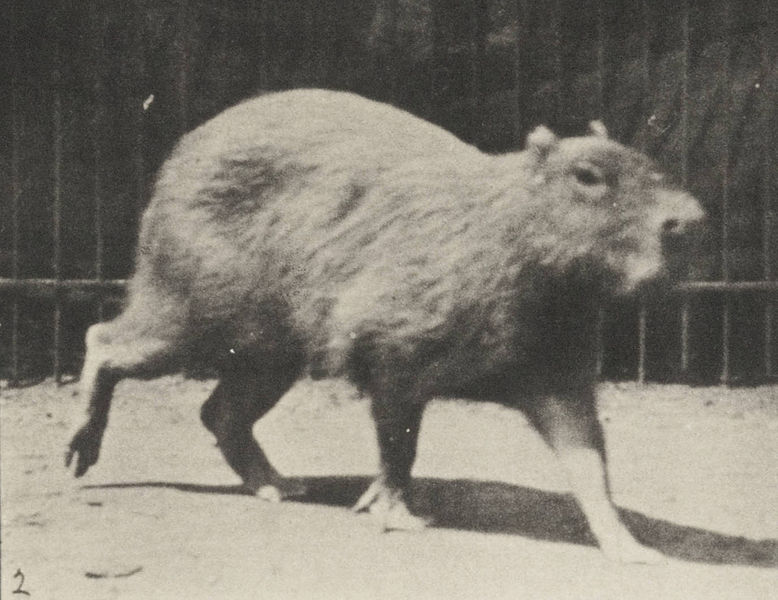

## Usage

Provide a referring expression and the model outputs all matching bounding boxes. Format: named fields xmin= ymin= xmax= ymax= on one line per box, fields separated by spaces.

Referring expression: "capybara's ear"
xmin=526 ymin=125 xmax=557 ymax=158
xmin=588 ymin=120 xmax=608 ymax=138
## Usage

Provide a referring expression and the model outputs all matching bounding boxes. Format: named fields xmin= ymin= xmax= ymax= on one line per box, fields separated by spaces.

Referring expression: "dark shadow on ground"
xmin=84 ymin=481 xmax=253 ymax=496
xmin=84 ymin=476 xmax=778 ymax=568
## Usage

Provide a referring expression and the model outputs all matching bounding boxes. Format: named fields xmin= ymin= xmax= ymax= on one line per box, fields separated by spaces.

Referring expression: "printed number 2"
xmin=14 ymin=569 xmax=30 ymax=596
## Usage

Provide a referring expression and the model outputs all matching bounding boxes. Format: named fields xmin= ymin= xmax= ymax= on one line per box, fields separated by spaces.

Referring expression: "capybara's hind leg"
xmin=353 ymin=397 xmax=429 ymax=531
xmin=526 ymin=388 xmax=663 ymax=564
xmin=200 ymin=367 xmax=304 ymax=500
xmin=65 ymin=318 xmax=180 ymax=477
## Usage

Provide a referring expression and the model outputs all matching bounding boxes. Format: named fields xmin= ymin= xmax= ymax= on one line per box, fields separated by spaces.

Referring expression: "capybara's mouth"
xmin=623 ymin=269 xmax=677 ymax=298
xmin=660 ymin=221 xmax=706 ymax=283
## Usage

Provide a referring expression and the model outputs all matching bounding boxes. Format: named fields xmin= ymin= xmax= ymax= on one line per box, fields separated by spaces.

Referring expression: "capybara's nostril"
xmin=662 ymin=218 xmax=680 ymax=234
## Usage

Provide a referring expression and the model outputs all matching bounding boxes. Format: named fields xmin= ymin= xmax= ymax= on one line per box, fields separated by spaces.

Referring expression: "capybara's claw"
xmin=65 ymin=425 xmax=102 ymax=478
xmin=65 ymin=446 xmax=91 ymax=477
xmin=368 ymin=499 xmax=430 ymax=532
xmin=353 ymin=480 xmax=430 ymax=532
xmin=379 ymin=504 xmax=430 ymax=532
xmin=353 ymin=479 xmax=383 ymax=513
xmin=258 ymin=485 xmax=283 ymax=502
xmin=256 ymin=479 xmax=307 ymax=502
xmin=73 ymin=455 xmax=92 ymax=478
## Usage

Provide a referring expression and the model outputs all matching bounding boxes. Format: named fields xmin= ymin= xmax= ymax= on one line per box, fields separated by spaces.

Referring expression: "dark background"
xmin=1 ymin=0 xmax=776 ymax=383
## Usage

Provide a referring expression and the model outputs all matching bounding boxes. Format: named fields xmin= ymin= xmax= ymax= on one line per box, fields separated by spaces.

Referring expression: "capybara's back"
xmin=68 ymin=89 xmax=703 ymax=563
xmin=132 ymin=89 xmax=490 ymax=372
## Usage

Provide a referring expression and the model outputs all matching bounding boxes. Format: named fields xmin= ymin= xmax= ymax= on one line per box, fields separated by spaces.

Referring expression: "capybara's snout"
xmin=657 ymin=189 xmax=706 ymax=234
xmin=653 ymin=189 xmax=706 ymax=283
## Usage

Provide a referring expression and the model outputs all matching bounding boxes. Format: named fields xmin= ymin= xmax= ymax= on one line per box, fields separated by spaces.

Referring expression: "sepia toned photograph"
xmin=1 ymin=1 xmax=776 ymax=598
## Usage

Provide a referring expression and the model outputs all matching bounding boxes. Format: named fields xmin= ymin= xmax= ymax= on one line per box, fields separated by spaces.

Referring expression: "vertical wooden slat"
xmin=761 ymin=0 xmax=776 ymax=378
xmin=469 ymin=0 xmax=487 ymax=146
xmin=95 ymin=151 xmax=104 ymax=283
xmin=551 ymin=0 xmax=563 ymax=127
xmin=371 ymin=0 xmax=400 ymax=102
xmin=720 ymin=299 xmax=732 ymax=383
xmin=680 ymin=303 xmax=690 ymax=373
xmin=388 ymin=0 xmax=401 ymax=103
xmin=319 ymin=0 xmax=338 ymax=88
xmin=256 ymin=0 xmax=270 ymax=91
xmin=639 ymin=0 xmax=651 ymax=101
xmin=765 ymin=304 xmax=773 ymax=378
xmin=304 ymin=1 xmax=320 ymax=85
xmin=430 ymin=0 xmax=445 ymax=121
xmin=679 ymin=2 xmax=690 ymax=186
xmin=513 ymin=0 xmax=528 ymax=146
xmin=595 ymin=0 xmax=606 ymax=118
xmin=637 ymin=303 xmax=647 ymax=383
xmin=52 ymin=86 xmax=63 ymax=384
xmin=134 ymin=1 xmax=148 ymax=219
xmin=269 ymin=0 xmax=282 ymax=88
xmin=213 ymin=5 xmax=229 ymax=104
xmin=594 ymin=1 xmax=606 ymax=378
xmin=719 ymin=1 xmax=732 ymax=384
xmin=595 ymin=307 xmax=605 ymax=378
xmin=679 ymin=299 xmax=691 ymax=374
xmin=637 ymin=0 xmax=652 ymax=383
xmin=175 ymin=0 xmax=191 ymax=133
xmin=50 ymin=6 xmax=64 ymax=384
xmin=91 ymin=4 xmax=106 ymax=323
xmin=679 ymin=0 xmax=693 ymax=379
xmin=10 ymin=18 xmax=21 ymax=384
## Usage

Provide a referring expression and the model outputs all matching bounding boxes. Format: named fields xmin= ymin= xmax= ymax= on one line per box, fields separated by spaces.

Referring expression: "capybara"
xmin=66 ymin=89 xmax=703 ymax=563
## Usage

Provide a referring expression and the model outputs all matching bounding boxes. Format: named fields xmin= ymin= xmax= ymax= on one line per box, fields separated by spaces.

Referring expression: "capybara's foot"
xmin=65 ymin=424 xmax=104 ymax=478
xmin=254 ymin=478 xmax=308 ymax=502
xmin=599 ymin=531 xmax=665 ymax=564
xmin=353 ymin=479 xmax=430 ymax=532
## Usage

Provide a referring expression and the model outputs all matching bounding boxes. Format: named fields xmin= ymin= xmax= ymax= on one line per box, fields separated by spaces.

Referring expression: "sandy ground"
xmin=1 ymin=377 xmax=776 ymax=599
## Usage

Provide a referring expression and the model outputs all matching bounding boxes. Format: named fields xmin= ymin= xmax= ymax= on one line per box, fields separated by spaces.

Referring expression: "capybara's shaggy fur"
xmin=67 ymin=89 xmax=703 ymax=563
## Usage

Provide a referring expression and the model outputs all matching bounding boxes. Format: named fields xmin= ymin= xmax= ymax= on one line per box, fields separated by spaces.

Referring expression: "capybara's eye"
xmin=574 ymin=165 xmax=604 ymax=187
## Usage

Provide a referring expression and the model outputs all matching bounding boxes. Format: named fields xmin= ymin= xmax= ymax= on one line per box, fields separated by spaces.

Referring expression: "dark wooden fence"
xmin=1 ymin=0 xmax=776 ymax=385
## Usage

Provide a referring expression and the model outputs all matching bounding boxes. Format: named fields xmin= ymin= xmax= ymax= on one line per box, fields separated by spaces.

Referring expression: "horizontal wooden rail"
xmin=674 ymin=281 xmax=778 ymax=293
xmin=0 ymin=278 xmax=127 ymax=300
xmin=1 ymin=277 xmax=777 ymax=298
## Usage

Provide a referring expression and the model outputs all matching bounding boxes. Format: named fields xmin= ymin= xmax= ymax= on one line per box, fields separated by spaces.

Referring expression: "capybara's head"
xmin=523 ymin=122 xmax=704 ymax=292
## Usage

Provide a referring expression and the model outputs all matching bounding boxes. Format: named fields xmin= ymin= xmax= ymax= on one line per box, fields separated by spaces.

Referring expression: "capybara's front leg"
xmin=354 ymin=397 xmax=429 ymax=531
xmin=527 ymin=389 xmax=664 ymax=564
